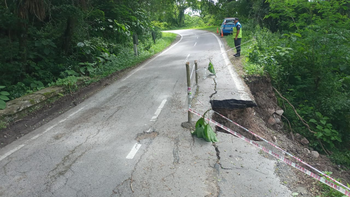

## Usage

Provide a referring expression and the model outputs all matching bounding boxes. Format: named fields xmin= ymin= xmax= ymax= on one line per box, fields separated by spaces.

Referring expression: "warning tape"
xmin=195 ymin=99 xmax=350 ymax=192
xmin=189 ymin=108 xmax=350 ymax=196
xmin=213 ymin=110 xmax=350 ymax=192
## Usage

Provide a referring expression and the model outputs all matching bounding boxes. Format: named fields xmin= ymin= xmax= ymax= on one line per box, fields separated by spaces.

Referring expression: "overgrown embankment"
xmin=204 ymin=3 xmax=350 ymax=171
xmin=0 ymin=1 xmax=178 ymax=109
xmin=205 ymin=2 xmax=350 ymax=194
xmin=0 ymin=32 xmax=178 ymax=147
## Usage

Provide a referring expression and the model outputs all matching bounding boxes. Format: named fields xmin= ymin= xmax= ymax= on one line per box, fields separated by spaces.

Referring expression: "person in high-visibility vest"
xmin=233 ymin=18 xmax=242 ymax=57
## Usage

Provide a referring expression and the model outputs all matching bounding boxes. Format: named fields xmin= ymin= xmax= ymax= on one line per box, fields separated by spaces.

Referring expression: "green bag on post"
xmin=192 ymin=117 xmax=218 ymax=143
xmin=208 ymin=62 xmax=216 ymax=75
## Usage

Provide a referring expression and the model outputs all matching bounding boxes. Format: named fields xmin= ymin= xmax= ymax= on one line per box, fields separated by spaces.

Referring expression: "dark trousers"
xmin=234 ymin=38 xmax=241 ymax=55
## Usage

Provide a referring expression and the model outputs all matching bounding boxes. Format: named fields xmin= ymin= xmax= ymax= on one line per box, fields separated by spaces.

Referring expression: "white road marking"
xmin=122 ymin=33 xmax=184 ymax=81
xmin=194 ymin=42 xmax=197 ymax=47
xmin=59 ymin=107 xmax=85 ymax=124
xmin=126 ymin=143 xmax=142 ymax=159
xmin=150 ymin=99 xmax=167 ymax=121
xmin=0 ymin=144 xmax=25 ymax=161
xmin=2 ymin=106 xmax=86 ymax=161
xmin=186 ymin=54 xmax=191 ymax=61
xmin=67 ymin=107 xmax=85 ymax=118
xmin=31 ymin=134 xmax=41 ymax=140
xmin=211 ymin=33 xmax=251 ymax=101
xmin=30 ymin=123 xmax=57 ymax=140
xmin=190 ymin=63 xmax=195 ymax=80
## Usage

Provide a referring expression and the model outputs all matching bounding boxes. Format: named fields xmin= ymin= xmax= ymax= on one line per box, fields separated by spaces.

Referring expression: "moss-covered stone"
xmin=0 ymin=86 xmax=64 ymax=125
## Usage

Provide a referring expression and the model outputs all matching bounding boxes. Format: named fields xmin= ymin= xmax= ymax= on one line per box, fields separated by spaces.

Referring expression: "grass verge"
xmin=52 ymin=32 xmax=178 ymax=91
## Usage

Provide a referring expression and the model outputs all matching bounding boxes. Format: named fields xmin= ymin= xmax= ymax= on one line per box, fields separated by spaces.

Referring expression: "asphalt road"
xmin=0 ymin=30 xmax=292 ymax=197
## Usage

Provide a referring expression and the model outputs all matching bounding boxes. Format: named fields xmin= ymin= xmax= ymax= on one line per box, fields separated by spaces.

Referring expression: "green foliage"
xmin=192 ymin=117 xmax=218 ymax=143
xmin=0 ymin=86 xmax=10 ymax=110
xmin=330 ymin=151 xmax=350 ymax=170
xmin=0 ymin=0 xmax=173 ymax=100
xmin=244 ymin=62 xmax=265 ymax=76
xmin=51 ymin=76 xmax=78 ymax=93
xmin=208 ymin=61 xmax=216 ymax=74
xmin=310 ymin=112 xmax=342 ymax=149
xmin=211 ymin=0 xmax=350 ymax=167
xmin=151 ymin=21 xmax=169 ymax=30
xmin=244 ymin=18 xmax=350 ymax=154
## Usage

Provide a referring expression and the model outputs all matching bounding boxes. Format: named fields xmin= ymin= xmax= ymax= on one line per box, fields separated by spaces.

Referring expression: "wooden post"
xmin=152 ymin=31 xmax=156 ymax=44
xmin=133 ymin=44 xmax=138 ymax=56
xmin=195 ymin=60 xmax=198 ymax=86
xmin=186 ymin=62 xmax=192 ymax=123
xmin=133 ymin=33 xmax=138 ymax=56
xmin=181 ymin=62 xmax=195 ymax=129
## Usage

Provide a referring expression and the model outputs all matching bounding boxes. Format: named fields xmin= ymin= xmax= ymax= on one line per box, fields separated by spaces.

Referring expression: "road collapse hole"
xmin=135 ymin=130 xmax=159 ymax=143
xmin=211 ymin=99 xmax=264 ymax=141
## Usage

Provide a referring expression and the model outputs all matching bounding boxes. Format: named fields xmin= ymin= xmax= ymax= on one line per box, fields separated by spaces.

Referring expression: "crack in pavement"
xmin=212 ymin=143 xmax=233 ymax=171
xmin=110 ymin=137 xmax=156 ymax=196
xmin=111 ymin=178 xmax=131 ymax=196
xmin=172 ymin=136 xmax=180 ymax=165
xmin=106 ymin=106 xmax=122 ymax=121
xmin=45 ymin=128 xmax=101 ymax=193
xmin=2 ymin=157 xmax=12 ymax=176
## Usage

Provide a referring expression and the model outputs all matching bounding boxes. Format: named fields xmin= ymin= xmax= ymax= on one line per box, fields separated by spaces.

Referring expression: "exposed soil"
xmin=215 ymin=34 xmax=350 ymax=196
xmin=0 ymin=35 xmax=181 ymax=149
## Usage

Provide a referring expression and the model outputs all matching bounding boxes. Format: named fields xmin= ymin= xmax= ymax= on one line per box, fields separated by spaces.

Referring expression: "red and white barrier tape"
xmin=213 ymin=110 xmax=350 ymax=191
xmin=195 ymin=99 xmax=350 ymax=192
xmin=189 ymin=108 xmax=350 ymax=196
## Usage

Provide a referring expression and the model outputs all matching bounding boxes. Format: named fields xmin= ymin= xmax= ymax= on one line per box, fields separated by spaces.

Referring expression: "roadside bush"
xmin=246 ymin=20 xmax=350 ymax=160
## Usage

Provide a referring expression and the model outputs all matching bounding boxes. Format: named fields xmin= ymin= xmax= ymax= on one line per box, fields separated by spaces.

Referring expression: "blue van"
xmin=220 ymin=18 xmax=235 ymax=35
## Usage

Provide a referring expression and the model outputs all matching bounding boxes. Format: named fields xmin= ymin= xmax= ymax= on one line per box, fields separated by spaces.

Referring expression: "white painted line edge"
xmin=194 ymin=42 xmax=197 ymax=47
xmin=150 ymin=99 xmax=167 ymax=121
xmin=59 ymin=107 xmax=85 ymax=124
xmin=185 ymin=54 xmax=191 ymax=62
xmin=122 ymin=33 xmax=184 ymax=81
xmin=211 ymin=33 xmax=251 ymax=101
xmin=67 ymin=107 xmax=85 ymax=118
xmin=126 ymin=143 xmax=142 ymax=159
xmin=2 ymin=106 xmax=85 ymax=161
xmin=0 ymin=144 xmax=25 ymax=161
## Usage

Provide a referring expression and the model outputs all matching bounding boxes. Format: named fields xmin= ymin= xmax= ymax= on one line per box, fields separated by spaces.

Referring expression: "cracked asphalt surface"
xmin=0 ymin=30 xmax=292 ymax=197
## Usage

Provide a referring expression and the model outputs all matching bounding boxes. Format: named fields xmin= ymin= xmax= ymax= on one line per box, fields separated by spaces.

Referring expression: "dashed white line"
xmin=194 ymin=42 xmax=197 ymax=47
xmin=0 ymin=144 xmax=25 ymax=161
xmin=185 ymin=54 xmax=191 ymax=62
xmin=126 ymin=143 xmax=142 ymax=159
xmin=150 ymin=99 xmax=167 ymax=121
